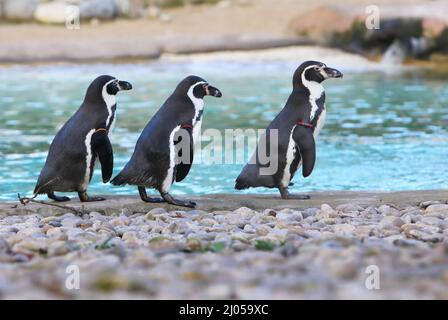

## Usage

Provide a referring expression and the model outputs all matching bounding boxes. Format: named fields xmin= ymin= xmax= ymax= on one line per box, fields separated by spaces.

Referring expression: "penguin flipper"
xmin=293 ymin=126 xmax=316 ymax=177
xmin=174 ymin=127 xmax=194 ymax=182
xmin=91 ymin=130 xmax=114 ymax=183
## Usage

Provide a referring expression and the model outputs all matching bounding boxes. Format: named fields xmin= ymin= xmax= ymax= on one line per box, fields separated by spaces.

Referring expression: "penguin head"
xmin=293 ymin=61 xmax=343 ymax=87
xmin=176 ymin=75 xmax=222 ymax=99
xmin=84 ymin=75 xmax=132 ymax=104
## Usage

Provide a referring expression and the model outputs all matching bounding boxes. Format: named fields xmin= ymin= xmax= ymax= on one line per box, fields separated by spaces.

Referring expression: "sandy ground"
xmin=3 ymin=190 xmax=447 ymax=216
xmin=0 ymin=0 xmax=432 ymax=63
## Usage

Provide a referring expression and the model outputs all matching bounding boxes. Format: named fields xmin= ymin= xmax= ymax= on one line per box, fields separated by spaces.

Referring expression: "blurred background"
xmin=0 ymin=0 xmax=447 ymax=199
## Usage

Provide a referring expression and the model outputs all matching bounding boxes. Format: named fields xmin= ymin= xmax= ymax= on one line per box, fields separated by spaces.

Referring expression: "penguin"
xmin=111 ymin=75 xmax=222 ymax=208
xmin=235 ymin=61 xmax=342 ymax=199
xmin=34 ymin=75 xmax=132 ymax=202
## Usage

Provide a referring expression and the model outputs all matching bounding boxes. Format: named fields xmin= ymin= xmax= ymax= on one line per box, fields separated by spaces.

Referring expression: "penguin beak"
xmin=117 ymin=80 xmax=133 ymax=91
xmin=203 ymin=84 xmax=222 ymax=98
xmin=321 ymin=67 xmax=343 ymax=79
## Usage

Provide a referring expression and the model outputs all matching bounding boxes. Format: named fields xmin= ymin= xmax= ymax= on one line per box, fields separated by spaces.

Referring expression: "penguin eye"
xmin=314 ymin=66 xmax=320 ymax=71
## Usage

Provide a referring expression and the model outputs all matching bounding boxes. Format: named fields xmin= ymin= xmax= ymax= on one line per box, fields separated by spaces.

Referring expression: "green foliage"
xmin=160 ymin=0 xmax=185 ymax=8
xmin=329 ymin=19 xmax=366 ymax=48
xmin=160 ymin=0 xmax=220 ymax=8
xmin=95 ymin=237 xmax=114 ymax=250
xmin=209 ymin=241 xmax=226 ymax=253
xmin=190 ymin=0 xmax=220 ymax=4
xmin=434 ymin=27 xmax=448 ymax=53
xmin=255 ymin=240 xmax=276 ymax=251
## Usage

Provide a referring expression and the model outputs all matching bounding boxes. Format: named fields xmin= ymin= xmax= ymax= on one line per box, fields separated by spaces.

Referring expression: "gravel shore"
xmin=1 ymin=196 xmax=447 ymax=299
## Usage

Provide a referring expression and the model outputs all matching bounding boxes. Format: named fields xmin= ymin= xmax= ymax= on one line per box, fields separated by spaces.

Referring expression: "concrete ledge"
xmin=1 ymin=190 xmax=447 ymax=216
xmin=0 ymin=34 xmax=312 ymax=64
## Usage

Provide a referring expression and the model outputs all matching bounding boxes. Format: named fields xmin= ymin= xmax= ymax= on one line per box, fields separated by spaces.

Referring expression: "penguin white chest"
xmin=313 ymin=106 xmax=326 ymax=138
xmin=281 ymin=127 xmax=297 ymax=187
xmin=82 ymin=129 xmax=96 ymax=190
xmin=281 ymin=106 xmax=326 ymax=188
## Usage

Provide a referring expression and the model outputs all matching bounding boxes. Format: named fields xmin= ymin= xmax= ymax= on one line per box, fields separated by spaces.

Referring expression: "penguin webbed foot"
xmin=48 ymin=192 xmax=71 ymax=202
xmin=78 ymin=191 xmax=106 ymax=202
xmin=138 ymin=186 xmax=165 ymax=203
xmin=279 ymin=187 xmax=310 ymax=200
xmin=161 ymin=192 xmax=196 ymax=208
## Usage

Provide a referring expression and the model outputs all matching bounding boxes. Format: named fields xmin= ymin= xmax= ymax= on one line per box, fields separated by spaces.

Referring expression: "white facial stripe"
xmin=102 ymin=79 xmax=117 ymax=128
xmin=301 ymin=65 xmax=324 ymax=121
xmin=319 ymin=68 xmax=330 ymax=79
xmin=187 ymin=81 xmax=206 ymax=124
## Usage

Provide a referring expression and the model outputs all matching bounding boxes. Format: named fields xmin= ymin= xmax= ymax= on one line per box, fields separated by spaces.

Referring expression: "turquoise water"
xmin=0 ymin=61 xmax=447 ymax=200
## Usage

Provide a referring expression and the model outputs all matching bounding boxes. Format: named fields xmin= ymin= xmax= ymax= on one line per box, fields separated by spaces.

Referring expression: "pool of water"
xmin=0 ymin=60 xmax=447 ymax=200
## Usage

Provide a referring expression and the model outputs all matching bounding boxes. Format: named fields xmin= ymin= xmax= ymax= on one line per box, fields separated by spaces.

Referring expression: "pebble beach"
xmin=1 ymin=195 xmax=447 ymax=299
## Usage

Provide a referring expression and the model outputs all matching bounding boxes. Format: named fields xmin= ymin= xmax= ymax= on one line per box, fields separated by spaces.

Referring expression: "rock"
xmin=379 ymin=216 xmax=405 ymax=229
xmin=316 ymin=204 xmax=338 ymax=219
xmin=114 ymin=0 xmax=144 ymax=18
xmin=336 ymin=203 xmax=363 ymax=214
xmin=354 ymin=225 xmax=374 ymax=238
xmin=420 ymin=216 xmax=445 ymax=228
xmin=276 ymin=209 xmax=303 ymax=222
xmin=46 ymin=227 xmax=67 ymax=240
xmin=89 ymin=212 xmax=107 ymax=220
xmin=47 ymin=240 xmax=70 ymax=256
xmin=0 ymin=239 xmax=11 ymax=254
xmin=159 ymin=13 xmax=172 ymax=24
xmin=122 ymin=231 xmax=139 ymax=245
xmin=4 ymin=0 xmax=38 ymax=21
xmin=80 ymin=0 xmax=118 ymax=20
xmin=233 ymin=207 xmax=257 ymax=219
xmin=425 ymin=204 xmax=448 ymax=217
xmin=13 ymin=238 xmax=48 ymax=253
xmin=420 ymin=200 xmax=441 ymax=209
xmin=360 ymin=206 xmax=379 ymax=217
xmin=378 ymin=205 xmax=401 ymax=217
xmin=243 ymin=224 xmax=255 ymax=233
xmin=325 ymin=256 xmax=358 ymax=279
xmin=288 ymin=5 xmax=354 ymax=40
xmin=17 ymin=227 xmax=44 ymax=237
xmin=34 ymin=2 xmax=70 ymax=24
xmin=145 ymin=207 xmax=167 ymax=219
xmin=186 ymin=238 xmax=202 ymax=251
xmin=332 ymin=224 xmax=355 ymax=236
xmin=302 ymin=208 xmax=319 ymax=218
xmin=255 ymin=226 xmax=270 ymax=236
xmin=200 ymin=218 xmax=217 ymax=227
xmin=61 ymin=217 xmax=83 ymax=228
xmin=146 ymin=5 xmax=160 ymax=19
xmin=269 ymin=229 xmax=288 ymax=242
xmin=401 ymin=213 xmax=421 ymax=224
xmin=320 ymin=218 xmax=337 ymax=225
xmin=110 ymin=216 xmax=130 ymax=227
xmin=406 ymin=229 xmax=443 ymax=243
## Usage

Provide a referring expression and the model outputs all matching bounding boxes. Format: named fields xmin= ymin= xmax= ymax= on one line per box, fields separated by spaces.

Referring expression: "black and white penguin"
xmin=235 ymin=61 xmax=342 ymax=199
xmin=34 ymin=75 xmax=132 ymax=202
xmin=111 ymin=75 xmax=222 ymax=208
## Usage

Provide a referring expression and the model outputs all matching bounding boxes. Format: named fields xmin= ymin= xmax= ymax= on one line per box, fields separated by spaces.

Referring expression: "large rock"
xmin=34 ymin=2 xmax=70 ymax=24
xmin=80 ymin=0 xmax=118 ymax=20
xmin=114 ymin=0 xmax=144 ymax=18
xmin=288 ymin=5 xmax=354 ymax=42
xmin=3 ymin=0 xmax=38 ymax=21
